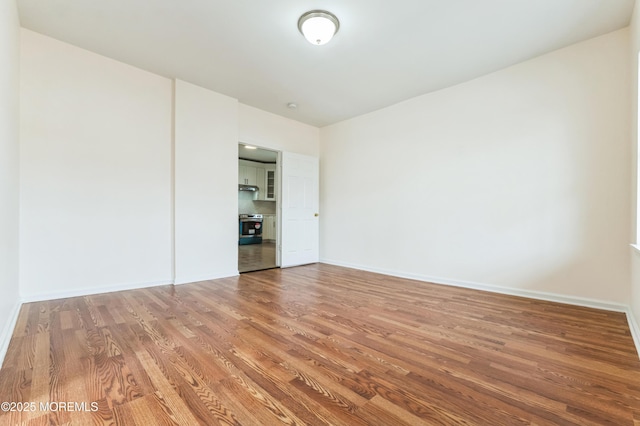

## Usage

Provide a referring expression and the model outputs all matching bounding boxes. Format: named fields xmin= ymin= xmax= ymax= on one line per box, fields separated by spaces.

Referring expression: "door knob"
xmin=314 ymin=213 xmax=319 ymax=217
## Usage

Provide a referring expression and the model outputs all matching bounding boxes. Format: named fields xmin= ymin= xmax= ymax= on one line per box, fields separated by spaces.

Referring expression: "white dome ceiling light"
xmin=298 ymin=10 xmax=340 ymax=46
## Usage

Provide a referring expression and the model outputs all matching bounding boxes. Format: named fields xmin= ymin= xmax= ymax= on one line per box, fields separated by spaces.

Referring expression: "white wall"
xmin=20 ymin=29 xmax=174 ymax=300
xmin=239 ymin=103 xmax=320 ymax=156
xmin=17 ymin=30 xmax=322 ymax=299
xmin=321 ymin=29 xmax=631 ymax=305
xmin=174 ymin=79 xmax=239 ymax=283
xmin=629 ymin=3 xmax=640 ymax=337
xmin=0 ymin=0 xmax=21 ymax=363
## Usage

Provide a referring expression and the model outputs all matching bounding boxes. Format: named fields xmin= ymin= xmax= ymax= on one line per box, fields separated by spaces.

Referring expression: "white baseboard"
xmin=7 ymin=263 xmax=640 ymax=365
xmin=625 ymin=308 xmax=640 ymax=358
xmin=20 ymin=279 xmax=174 ymax=304
xmin=18 ymin=269 xmax=242 ymax=304
xmin=0 ymin=301 xmax=22 ymax=368
xmin=320 ymin=258 xmax=640 ymax=357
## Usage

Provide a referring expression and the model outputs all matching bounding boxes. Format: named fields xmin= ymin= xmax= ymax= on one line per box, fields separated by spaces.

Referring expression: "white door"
xmin=280 ymin=152 xmax=319 ymax=267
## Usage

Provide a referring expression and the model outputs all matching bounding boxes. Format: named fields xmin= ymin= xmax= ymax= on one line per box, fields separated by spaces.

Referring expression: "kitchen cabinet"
xmin=255 ymin=167 xmax=267 ymax=200
xmin=238 ymin=164 xmax=258 ymax=186
xmin=262 ymin=214 xmax=276 ymax=241
xmin=264 ymin=165 xmax=276 ymax=201
xmin=239 ymin=159 xmax=276 ymax=201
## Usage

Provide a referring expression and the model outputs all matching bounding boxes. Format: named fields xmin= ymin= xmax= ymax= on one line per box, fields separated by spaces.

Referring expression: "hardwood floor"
xmin=1 ymin=263 xmax=639 ymax=425
xmin=238 ymin=242 xmax=277 ymax=273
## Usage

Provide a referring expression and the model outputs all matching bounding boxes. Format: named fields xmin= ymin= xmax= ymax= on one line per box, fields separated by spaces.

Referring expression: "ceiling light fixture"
xmin=298 ymin=10 xmax=340 ymax=46
xmin=244 ymin=145 xmax=257 ymax=150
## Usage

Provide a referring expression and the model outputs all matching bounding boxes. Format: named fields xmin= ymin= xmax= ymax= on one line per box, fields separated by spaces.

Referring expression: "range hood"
xmin=239 ymin=184 xmax=259 ymax=192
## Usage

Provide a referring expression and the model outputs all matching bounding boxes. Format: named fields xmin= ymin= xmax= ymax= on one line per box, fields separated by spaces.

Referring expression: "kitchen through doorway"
xmin=238 ymin=143 xmax=279 ymax=273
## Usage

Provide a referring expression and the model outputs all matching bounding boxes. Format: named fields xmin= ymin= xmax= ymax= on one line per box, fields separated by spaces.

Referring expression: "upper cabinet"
xmin=239 ymin=159 xmax=276 ymax=201
xmin=264 ymin=165 xmax=276 ymax=201
xmin=255 ymin=167 xmax=266 ymax=199
xmin=238 ymin=163 xmax=258 ymax=186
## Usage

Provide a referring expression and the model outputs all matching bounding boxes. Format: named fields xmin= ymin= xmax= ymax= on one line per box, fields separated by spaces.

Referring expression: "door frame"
xmin=238 ymin=142 xmax=281 ymax=269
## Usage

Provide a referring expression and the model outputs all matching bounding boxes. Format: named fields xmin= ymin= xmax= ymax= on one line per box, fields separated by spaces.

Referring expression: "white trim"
xmin=5 ymin=262 xmax=640 ymax=366
xmin=20 ymin=279 xmax=173 ymax=303
xmin=626 ymin=245 xmax=640 ymax=356
xmin=321 ymin=258 xmax=626 ymax=311
xmin=320 ymin=258 xmax=640 ymax=356
xmin=174 ymin=271 xmax=238 ymax=285
xmin=625 ymin=307 xmax=640 ymax=358
xmin=170 ymin=79 xmax=177 ymax=285
xmin=0 ymin=302 xmax=22 ymax=368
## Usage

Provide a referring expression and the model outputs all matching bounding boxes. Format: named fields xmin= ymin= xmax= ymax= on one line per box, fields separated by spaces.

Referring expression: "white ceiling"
xmin=17 ymin=0 xmax=635 ymax=127
xmin=239 ymin=144 xmax=277 ymax=163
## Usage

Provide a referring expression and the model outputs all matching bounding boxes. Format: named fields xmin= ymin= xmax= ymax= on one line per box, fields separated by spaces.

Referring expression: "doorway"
xmin=238 ymin=143 xmax=279 ymax=273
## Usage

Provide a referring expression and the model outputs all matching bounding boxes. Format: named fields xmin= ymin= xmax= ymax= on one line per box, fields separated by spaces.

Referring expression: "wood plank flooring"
xmin=1 ymin=263 xmax=640 ymax=425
